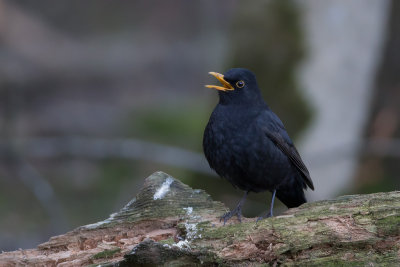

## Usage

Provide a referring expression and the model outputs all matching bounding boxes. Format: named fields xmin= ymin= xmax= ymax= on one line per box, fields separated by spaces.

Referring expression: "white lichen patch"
xmin=163 ymin=244 xmax=172 ymax=249
xmin=130 ymin=245 xmax=138 ymax=255
xmin=120 ymin=197 xmax=136 ymax=212
xmin=153 ymin=177 xmax=174 ymax=200
xmin=182 ymin=207 xmax=202 ymax=240
xmin=184 ymin=222 xmax=198 ymax=240
xmin=171 ymin=222 xmax=200 ymax=250
xmin=83 ymin=212 xmax=118 ymax=229
xmin=83 ymin=198 xmax=137 ymax=229
xmin=165 ymin=207 xmax=204 ymax=251
xmin=173 ymin=240 xmax=190 ymax=250
xmin=183 ymin=207 xmax=193 ymax=215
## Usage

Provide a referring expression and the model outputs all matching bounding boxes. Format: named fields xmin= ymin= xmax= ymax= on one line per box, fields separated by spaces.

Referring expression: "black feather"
xmin=203 ymin=68 xmax=314 ymax=221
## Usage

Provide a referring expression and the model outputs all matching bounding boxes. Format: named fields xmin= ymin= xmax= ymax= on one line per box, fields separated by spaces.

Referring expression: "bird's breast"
xmin=203 ymin=107 xmax=292 ymax=192
xmin=203 ymin=111 xmax=261 ymax=172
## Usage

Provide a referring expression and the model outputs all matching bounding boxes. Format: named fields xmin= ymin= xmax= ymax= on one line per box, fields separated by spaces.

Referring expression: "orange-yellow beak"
xmin=205 ymin=72 xmax=234 ymax=91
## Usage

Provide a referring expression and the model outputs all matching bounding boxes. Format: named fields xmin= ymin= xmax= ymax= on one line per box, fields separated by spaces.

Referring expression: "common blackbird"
xmin=203 ymin=68 xmax=314 ymax=224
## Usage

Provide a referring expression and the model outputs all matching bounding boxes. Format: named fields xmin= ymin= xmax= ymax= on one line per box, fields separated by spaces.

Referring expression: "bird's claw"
xmin=220 ymin=207 xmax=242 ymax=225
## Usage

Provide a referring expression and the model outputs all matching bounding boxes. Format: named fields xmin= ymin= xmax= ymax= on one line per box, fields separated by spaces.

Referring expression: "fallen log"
xmin=1 ymin=171 xmax=399 ymax=266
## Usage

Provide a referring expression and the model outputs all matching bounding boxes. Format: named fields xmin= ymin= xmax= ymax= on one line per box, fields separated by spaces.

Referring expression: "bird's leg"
xmin=257 ymin=189 xmax=277 ymax=222
xmin=220 ymin=191 xmax=248 ymax=225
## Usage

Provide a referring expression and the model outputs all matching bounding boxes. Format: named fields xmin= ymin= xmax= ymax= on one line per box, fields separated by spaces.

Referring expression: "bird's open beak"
xmin=205 ymin=72 xmax=234 ymax=91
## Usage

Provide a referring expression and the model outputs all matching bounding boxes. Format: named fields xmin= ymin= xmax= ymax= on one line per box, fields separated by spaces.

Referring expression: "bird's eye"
xmin=236 ymin=80 xmax=245 ymax=88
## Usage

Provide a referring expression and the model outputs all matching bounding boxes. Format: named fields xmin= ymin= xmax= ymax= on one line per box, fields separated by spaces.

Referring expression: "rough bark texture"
xmin=1 ymin=171 xmax=399 ymax=266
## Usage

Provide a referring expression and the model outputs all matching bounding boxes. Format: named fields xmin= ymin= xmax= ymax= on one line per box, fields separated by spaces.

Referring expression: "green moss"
xmin=286 ymin=250 xmax=400 ymax=267
xmin=159 ymin=238 xmax=175 ymax=246
xmin=92 ymin=247 xmax=121 ymax=260
xmin=292 ymin=258 xmax=365 ymax=267
xmin=376 ymin=215 xmax=400 ymax=236
xmin=201 ymin=221 xmax=256 ymax=242
xmin=354 ymin=215 xmax=377 ymax=234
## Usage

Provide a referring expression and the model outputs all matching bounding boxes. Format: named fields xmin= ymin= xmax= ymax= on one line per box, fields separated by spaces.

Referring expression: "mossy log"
xmin=1 ymin=172 xmax=399 ymax=266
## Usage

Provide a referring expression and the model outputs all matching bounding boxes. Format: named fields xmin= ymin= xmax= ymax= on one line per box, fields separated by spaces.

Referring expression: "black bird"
xmin=203 ymin=68 xmax=314 ymax=224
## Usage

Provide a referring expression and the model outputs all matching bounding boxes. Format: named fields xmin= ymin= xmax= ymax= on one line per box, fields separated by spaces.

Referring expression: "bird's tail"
xmin=275 ymin=185 xmax=307 ymax=208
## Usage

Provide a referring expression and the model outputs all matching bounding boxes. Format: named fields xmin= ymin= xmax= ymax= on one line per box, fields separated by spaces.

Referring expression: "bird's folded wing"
xmin=265 ymin=130 xmax=315 ymax=190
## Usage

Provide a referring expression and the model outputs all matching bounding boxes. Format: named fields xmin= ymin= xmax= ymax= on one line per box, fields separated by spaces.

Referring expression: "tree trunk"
xmin=1 ymin=171 xmax=399 ymax=266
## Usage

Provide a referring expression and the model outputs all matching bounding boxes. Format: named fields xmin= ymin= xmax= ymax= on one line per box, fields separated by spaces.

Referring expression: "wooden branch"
xmin=1 ymin=172 xmax=399 ymax=266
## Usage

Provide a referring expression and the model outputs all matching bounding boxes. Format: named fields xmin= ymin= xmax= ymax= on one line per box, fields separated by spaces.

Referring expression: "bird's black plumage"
xmin=203 ymin=68 xmax=314 ymax=223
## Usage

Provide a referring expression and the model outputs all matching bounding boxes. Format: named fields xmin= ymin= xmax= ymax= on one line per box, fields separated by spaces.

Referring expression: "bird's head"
xmin=206 ymin=68 xmax=262 ymax=105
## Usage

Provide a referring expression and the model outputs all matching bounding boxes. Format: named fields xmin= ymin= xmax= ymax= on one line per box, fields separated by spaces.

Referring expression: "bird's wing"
xmin=264 ymin=128 xmax=315 ymax=191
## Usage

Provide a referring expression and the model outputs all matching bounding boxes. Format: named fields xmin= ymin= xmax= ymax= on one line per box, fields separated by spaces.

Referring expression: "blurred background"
xmin=0 ymin=0 xmax=399 ymax=251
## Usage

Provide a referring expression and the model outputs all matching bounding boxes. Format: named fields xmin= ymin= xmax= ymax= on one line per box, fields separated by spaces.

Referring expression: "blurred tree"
xmin=228 ymin=0 xmax=312 ymax=138
xmin=355 ymin=0 xmax=400 ymax=193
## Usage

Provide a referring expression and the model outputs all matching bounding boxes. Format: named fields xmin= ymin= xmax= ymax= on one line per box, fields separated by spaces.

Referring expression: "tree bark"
xmin=1 ymin=171 xmax=399 ymax=266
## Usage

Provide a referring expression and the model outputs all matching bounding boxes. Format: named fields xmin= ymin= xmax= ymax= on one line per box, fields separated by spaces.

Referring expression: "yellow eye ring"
xmin=236 ymin=80 xmax=245 ymax=88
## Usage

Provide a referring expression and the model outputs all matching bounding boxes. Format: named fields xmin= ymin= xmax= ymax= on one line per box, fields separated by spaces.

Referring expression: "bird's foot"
xmin=256 ymin=211 xmax=273 ymax=222
xmin=220 ymin=207 xmax=243 ymax=225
